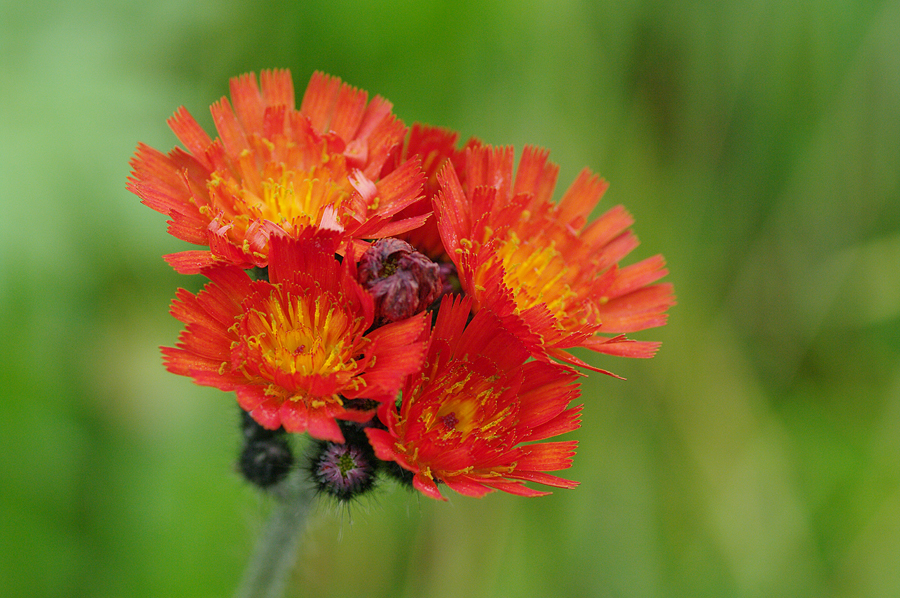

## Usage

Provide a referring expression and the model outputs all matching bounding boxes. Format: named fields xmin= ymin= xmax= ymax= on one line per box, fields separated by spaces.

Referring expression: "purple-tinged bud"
xmin=310 ymin=441 xmax=376 ymax=501
xmin=357 ymin=238 xmax=441 ymax=322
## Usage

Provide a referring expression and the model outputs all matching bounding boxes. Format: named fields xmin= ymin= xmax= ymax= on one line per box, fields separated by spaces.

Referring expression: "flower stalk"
xmin=234 ymin=467 xmax=315 ymax=598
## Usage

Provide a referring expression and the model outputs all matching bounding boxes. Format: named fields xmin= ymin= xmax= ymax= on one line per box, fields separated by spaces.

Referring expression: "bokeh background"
xmin=2 ymin=0 xmax=899 ymax=596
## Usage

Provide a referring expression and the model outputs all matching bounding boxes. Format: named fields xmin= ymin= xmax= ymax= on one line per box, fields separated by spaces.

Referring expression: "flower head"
xmin=435 ymin=145 xmax=675 ymax=374
xmin=366 ymin=296 xmax=582 ymax=500
xmin=128 ymin=70 xmax=427 ymax=274
xmin=161 ymin=232 xmax=429 ymax=442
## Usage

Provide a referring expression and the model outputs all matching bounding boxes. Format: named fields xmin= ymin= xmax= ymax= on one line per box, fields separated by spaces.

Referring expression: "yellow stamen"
xmin=206 ymin=161 xmax=354 ymax=242
xmin=477 ymin=230 xmax=583 ymax=329
xmin=235 ymin=287 xmax=369 ymax=401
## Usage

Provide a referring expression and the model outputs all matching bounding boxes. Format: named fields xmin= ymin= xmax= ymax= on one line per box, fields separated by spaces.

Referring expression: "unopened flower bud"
xmin=237 ymin=409 xmax=294 ymax=488
xmin=379 ymin=458 xmax=416 ymax=488
xmin=357 ymin=238 xmax=441 ymax=322
xmin=308 ymin=430 xmax=377 ymax=502
xmin=238 ymin=437 xmax=294 ymax=488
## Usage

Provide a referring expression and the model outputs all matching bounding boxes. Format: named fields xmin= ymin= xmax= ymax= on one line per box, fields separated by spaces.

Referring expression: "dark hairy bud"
xmin=307 ymin=422 xmax=378 ymax=502
xmin=238 ymin=411 xmax=294 ymax=488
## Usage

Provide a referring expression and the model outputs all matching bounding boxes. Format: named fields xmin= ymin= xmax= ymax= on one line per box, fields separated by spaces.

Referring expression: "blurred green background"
xmin=2 ymin=0 xmax=899 ymax=596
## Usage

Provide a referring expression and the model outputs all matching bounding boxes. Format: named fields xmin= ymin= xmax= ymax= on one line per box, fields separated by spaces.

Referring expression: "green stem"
xmin=235 ymin=470 xmax=316 ymax=598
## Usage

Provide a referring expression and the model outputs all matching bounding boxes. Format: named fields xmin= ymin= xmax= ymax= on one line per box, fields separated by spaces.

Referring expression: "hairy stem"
xmin=235 ymin=469 xmax=315 ymax=598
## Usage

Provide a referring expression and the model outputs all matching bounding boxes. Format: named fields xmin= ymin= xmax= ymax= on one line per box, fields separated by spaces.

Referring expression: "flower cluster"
xmin=129 ymin=69 xmax=674 ymax=501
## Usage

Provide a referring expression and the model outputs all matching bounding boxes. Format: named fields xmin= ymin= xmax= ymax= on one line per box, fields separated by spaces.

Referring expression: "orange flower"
xmin=366 ymin=296 xmax=582 ymax=500
xmin=377 ymin=123 xmax=481 ymax=261
xmin=128 ymin=70 xmax=426 ymax=274
xmin=162 ymin=233 xmax=429 ymax=442
xmin=435 ymin=145 xmax=675 ymax=374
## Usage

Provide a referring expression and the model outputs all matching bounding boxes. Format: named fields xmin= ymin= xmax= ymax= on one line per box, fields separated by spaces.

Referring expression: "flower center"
xmin=337 ymin=451 xmax=357 ymax=476
xmin=414 ymin=366 xmax=514 ymax=443
xmin=254 ymin=163 xmax=352 ymax=228
xmin=492 ymin=231 xmax=578 ymax=321
xmin=234 ymin=285 xmax=369 ymax=396
xmin=438 ymin=412 xmax=459 ymax=429
xmin=205 ymin=160 xmax=354 ymax=241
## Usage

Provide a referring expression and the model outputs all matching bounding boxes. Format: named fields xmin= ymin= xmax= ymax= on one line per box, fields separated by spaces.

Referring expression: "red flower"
xmin=161 ymin=233 xmax=429 ymax=442
xmin=366 ymin=296 xmax=582 ymax=500
xmin=381 ymin=123 xmax=481 ymax=260
xmin=435 ymin=145 xmax=675 ymax=375
xmin=128 ymin=70 xmax=427 ymax=274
